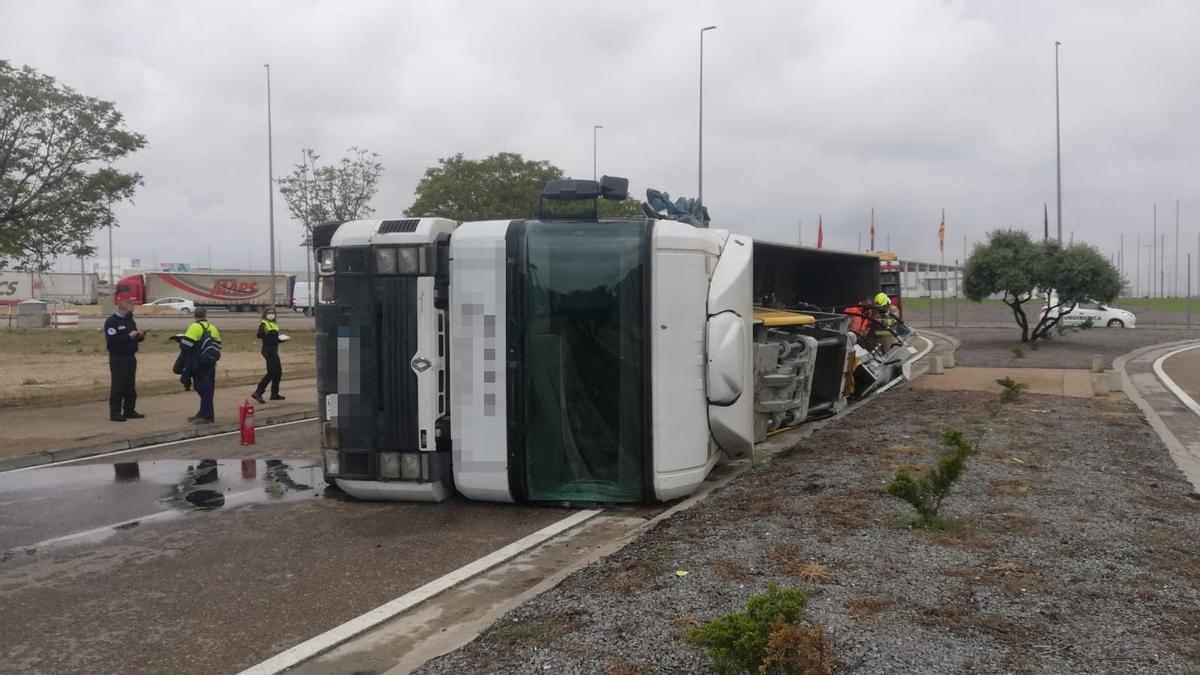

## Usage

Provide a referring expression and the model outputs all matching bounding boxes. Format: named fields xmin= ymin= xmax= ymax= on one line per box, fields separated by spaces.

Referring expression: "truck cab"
xmin=313 ymin=217 xmax=456 ymax=501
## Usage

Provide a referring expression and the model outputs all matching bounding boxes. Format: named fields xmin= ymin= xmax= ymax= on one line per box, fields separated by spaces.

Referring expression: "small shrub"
xmin=760 ymin=619 xmax=838 ymax=675
xmin=996 ymin=376 xmax=1027 ymax=403
xmin=685 ymin=584 xmax=814 ymax=674
xmin=1010 ymin=347 xmax=1025 ymax=359
xmin=886 ymin=428 xmax=979 ymax=528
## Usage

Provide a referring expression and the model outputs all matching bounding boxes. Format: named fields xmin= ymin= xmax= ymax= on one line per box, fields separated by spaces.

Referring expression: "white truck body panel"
xmin=449 ymin=220 xmax=514 ymax=503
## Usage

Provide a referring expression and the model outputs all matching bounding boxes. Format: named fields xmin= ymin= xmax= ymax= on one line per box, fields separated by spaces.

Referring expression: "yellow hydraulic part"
xmin=752 ymin=308 xmax=816 ymax=327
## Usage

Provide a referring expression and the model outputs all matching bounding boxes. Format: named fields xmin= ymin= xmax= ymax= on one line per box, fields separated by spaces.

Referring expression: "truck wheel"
xmin=1107 ymin=319 xmax=1124 ymax=328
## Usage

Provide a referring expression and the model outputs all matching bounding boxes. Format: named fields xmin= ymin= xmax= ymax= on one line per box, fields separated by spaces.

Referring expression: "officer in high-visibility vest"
xmin=182 ymin=308 xmax=221 ymax=423
xmin=251 ymin=305 xmax=285 ymax=404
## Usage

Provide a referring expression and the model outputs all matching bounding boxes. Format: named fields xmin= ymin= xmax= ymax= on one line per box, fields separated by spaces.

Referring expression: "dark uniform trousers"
xmin=193 ymin=366 xmax=216 ymax=421
xmin=109 ymin=353 xmax=138 ymax=417
xmin=257 ymin=350 xmax=282 ymax=397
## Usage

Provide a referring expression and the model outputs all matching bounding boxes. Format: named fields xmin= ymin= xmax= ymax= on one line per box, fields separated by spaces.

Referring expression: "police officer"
xmin=251 ymin=306 xmax=285 ymax=404
xmin=105 ymin=299 xmax=146 ymax=422
xmin=182 ymin=308 xmax=221 ymax=424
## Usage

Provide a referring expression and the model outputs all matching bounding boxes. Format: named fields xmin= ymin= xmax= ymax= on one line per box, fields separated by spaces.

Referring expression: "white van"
xmin=292 ymin=281 xmax=315 ymax=315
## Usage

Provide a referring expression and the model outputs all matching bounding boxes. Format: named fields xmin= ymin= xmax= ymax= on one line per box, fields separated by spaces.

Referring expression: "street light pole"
xmin=1054 ymin=41 xmax=1063 ymax=244
xmin=107 ymin=223 xmax=113 ymax=300
xmin=265 ymin=63 xmax=277 ymax=306
xmin=698 ymin=25 xmax=717 ymax=206
xmin=593 ymin=124 xmax=603 ymax=180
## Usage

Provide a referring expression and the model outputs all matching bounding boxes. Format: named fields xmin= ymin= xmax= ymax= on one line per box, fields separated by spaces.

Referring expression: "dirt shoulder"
xmin=418 ymin=388 xmax=1200 ymax=674
xmin=937 ymin=326 xmax=1198 ymax=369
xmin=0 ymin=328 xmax=315 ymax=408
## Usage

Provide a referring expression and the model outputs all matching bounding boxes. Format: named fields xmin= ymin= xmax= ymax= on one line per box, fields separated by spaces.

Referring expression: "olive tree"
xmin=964 ymin=229 xmax=1120 ymax=342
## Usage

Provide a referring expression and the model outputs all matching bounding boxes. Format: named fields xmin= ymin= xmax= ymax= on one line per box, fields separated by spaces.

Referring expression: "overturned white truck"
xmin=312 ymin=177 xmax=910 ymax=504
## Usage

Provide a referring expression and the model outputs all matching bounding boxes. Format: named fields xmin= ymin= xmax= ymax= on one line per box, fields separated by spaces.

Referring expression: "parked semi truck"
xmin=0 ymin=271 xmax=100 ymax=305
xmin=113 ymin=272 xmax=291 ymax=311
xmin=313 ymin=178 xmax=912 ymax=504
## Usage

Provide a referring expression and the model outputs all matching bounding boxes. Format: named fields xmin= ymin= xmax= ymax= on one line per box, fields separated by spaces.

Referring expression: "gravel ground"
xmin=937 ymin=326 xmax=1199 ymax=369
xmin=418 ymin=388 xmax=1200 ymax=674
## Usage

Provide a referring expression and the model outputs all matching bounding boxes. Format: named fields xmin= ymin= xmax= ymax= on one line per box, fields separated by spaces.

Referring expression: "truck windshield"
xmin=516 ymin=220 xmax=648 ymax=502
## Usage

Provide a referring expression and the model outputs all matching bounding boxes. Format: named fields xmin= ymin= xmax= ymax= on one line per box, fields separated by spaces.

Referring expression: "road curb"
xmin=0 ymin=410 xmax=318 ymax=473
xmin=1113 ymin=339 xmax=1200 ymax=493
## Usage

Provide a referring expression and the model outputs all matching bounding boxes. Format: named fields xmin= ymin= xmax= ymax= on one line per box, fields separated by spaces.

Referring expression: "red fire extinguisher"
xmin=239 ymin=398 xmax=256 ymax=445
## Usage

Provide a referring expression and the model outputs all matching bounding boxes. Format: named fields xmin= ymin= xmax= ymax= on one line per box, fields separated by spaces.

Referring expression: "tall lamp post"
xmin=698 ymin=25 xmax=717 ymax=206
xmin=1054 ymin=40 xmax=1063 ymax=244
xmin=265 ymin=63 xmax=277 ymax=305
xmin=592 ymin=124 xmax=603 ymax=180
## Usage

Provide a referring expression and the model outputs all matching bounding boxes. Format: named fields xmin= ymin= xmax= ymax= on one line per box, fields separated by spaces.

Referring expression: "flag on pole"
xmin=938 ymin=209 xmax=945 ymax=252
xmin=869 ymin=208 xmax=876 ymax=251
xmin=817 ymin=215 xmax=824 ymax=249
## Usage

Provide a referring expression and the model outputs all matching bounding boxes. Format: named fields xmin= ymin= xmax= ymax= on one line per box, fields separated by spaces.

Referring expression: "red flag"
xmin=817 ymin=215 xmax=824 ymax=249
xmin=937 ymin=209 xmax=945 ymax=252
xmin=870 ymin=208 xmax=876 ymax=251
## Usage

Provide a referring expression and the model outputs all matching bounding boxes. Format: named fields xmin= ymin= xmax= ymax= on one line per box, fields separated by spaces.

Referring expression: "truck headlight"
xmin=396 ymin=247 xmax=422 ymax=274
xmin=323 ymin=449 xmax=340 ymax=475
xmin=319 ymin=278 xmax=335 ymax=304
xmin=401 ymin=453 xmax=423 ymax=480
xmin=318 ymin=248 xmax=335 ymax=274
xmin=379 ymin=452 xmax=401 ymax=479
xmin=375 ymin=247 xmax=398 ymax=274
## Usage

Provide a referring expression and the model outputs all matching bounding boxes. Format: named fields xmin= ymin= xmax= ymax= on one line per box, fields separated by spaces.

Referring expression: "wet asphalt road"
xmin=0 ymin=421 xmax=574 ymax=674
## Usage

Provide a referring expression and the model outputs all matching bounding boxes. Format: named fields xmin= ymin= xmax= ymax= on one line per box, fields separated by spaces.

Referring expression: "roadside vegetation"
xmin=963 ymin=230 xmax=1120 ymax=343
xmin=685 ymin=584 xmax=836 ymax=674
xmin=887 ymin=428 xmax=979 ymax=529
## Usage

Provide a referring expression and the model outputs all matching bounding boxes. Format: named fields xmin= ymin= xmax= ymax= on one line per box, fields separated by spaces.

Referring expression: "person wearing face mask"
xmin=251 ymin=305 xmax=285 ymax=404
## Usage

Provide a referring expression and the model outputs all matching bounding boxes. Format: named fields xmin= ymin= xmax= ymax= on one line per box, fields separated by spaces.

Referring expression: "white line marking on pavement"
xmin=236 ymin=509 xmax=603 ymax=675
xmin=8 ymin=488 xmax=277 ymax=553
xmin=0 ymin=417 xmax=316 ymax=476
xmin=911 ymin=335 xmax=934 ymax=363
xmin=1153 ymin=343 xmax=1200 ymax=419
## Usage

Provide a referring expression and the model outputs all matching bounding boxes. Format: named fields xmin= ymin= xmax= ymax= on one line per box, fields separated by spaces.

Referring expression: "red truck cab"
xmin=113 ymin=275 xmax=146 ymax=305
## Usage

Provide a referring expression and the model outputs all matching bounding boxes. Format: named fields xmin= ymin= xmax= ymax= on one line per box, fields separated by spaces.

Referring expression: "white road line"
xmin=236 ymin=509 xmax=603 ymax=675
xmin=1152 ymin=343 xmax=1200 ymax=419
xmin=911 ymin=335 xmax=935 ymax=363
xmin=8 ymin=487 xmax=276 ymax=553
xmin=0 ymin=417 xmax=316 ymax=476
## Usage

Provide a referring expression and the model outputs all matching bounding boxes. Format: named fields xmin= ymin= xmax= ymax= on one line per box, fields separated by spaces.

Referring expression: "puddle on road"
xmin=0 ymin=457 xmax=326 ymax=509
xmin=0 ymin=458 xmax=329 ymax=554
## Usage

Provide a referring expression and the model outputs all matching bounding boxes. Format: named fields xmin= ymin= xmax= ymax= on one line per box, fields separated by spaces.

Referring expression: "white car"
xmin=1042 ymin=301 xmax=1136 ymax=328
xmin=145 ymin=297 xmax=196 ymax=314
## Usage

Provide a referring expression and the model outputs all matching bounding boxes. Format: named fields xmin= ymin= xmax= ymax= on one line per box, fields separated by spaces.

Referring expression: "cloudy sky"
xmin=3 ymin=0 xmax=1198 ymax=289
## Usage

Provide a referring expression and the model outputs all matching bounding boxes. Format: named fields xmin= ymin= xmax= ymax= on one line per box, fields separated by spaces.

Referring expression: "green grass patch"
xmin=1114 ymin=297 xmax=1198 ymax=313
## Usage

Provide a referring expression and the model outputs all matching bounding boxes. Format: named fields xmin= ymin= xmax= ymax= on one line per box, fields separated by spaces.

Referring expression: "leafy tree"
xmin=963 ymin=229 xmax=1120 ymax=342
xmin=277 ymin=147 xmax=384 ymax=229
xmin=405 ymin=152 xmax=643 ymax=221
xmin=0 ymin=60 xmax=146 ymax=271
